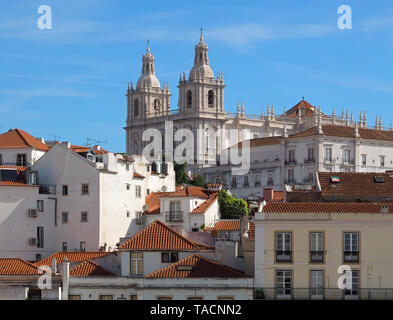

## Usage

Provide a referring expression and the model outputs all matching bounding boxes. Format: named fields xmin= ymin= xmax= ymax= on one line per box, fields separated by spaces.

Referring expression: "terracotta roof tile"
xmin=289 ymin=124 xmax=393 ymax=142
xmin=317 ymin=172 xmax=393 ymax=197
xmin=144 ymin=192 xmax=161 ymax=215
xmin=146 ymin=254 xmax=249 ymax=278
xmin=118 ymin=220 xmax=213 ymax=251
xmin=0 ymin=258 xmax=38 ymax=275
xmin=233 ymin=136 xmax=281 ymax=149
xmin=157 ymin=186 xmax=213 ymax=199
xmin=34 ymin=252 xmax=111 ymax=267
xmin=190 ymin=193 xmax=218 ymax=214
xmin=262 ymin=202 xmax=393 ymax=213
xmin=0 ymin=129 xmax=49 ymax=151
xmin=133 ymin=172 xmax=145 ymax=179
xmin=69 ymin=260 xmax=114 ymax=277
xmin=285 ymin=99 xmax=315 ymax=117
xmin=205 ymin=220 xmax=240 ymax=231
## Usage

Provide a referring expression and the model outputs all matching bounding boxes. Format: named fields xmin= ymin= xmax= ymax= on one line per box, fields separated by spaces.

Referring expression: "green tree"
xmin=218 ymin=189 xmax=249 ymax=219
xmin=189 ymin=174 xmax=208 ymax=188
xmin=174 ymin=161 xmax=189 ymax=185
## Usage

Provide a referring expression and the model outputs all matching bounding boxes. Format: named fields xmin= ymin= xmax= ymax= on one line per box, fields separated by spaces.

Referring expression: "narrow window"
xmin=186 ymin=90 xmax=192 ymax=108
xmin=37 ymin=200 xmax=44 ymax=212
xmin=275 ymin=232 xmax=292 ymax=262
xmin=81 ymin=212 xmax=88 ymax=222
xmin=81 ymin=184 xmax=89 ymax=195
xmin=134 ymin=99 xmax=139 ymax=117
xmin=62 ymin=212 xmax=69 ymax=224
xmin=131 ymin=252 xmax=143 ymax=276
xmin=80 ymin=241 xmax=86 ymax=252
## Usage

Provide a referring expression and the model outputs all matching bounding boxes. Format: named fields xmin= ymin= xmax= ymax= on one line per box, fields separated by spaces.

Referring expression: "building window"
xmin=168 ymin=201 xmax=182 ymax=222
xmin=186 ymin=90 xmax=192 ymax=108
xmin=35 ymin=254 xmax=41 ymax=261
xmin=276 ymin=270 xmax=292 ymax=299
xmin=62 ymin=212 xmax=69 ymax=224
xmin=100 ymin=295 xmax=113 ymax=300
xmin=255 ymin=174 xmax=261 ymax=186
xmin=80 ymin=241 xmax=86 ymax=252
xmin=362 ymin=155 xmax=367 ymax=166
xmin=267 ymin=174 xmax=274 ymax=186
xmin=217 ymin=296 xmax=234 ymax=300
xmin=134 ymin=99 xmax=139 ymax=117
xmin=275 ymin=232 xmax=292 ymax=262
xmin=62 ymin=185 xmax=68 ymax=196
xmin=208 ymin=90 xmax=214 ymax=107
xmin=288 ymin=169 xmax=294 ymax=184
xmin=307 ymin=170 xmax=314 ymax=182
xmin=344 ymin=149 xmax=351 ymax=163
xmin=126 ymin=211 xmax=130 ymax=218
xmin=288 ymin=150 xmax=295 ymax=163
xmin=37 ymin=200 xmax=44 ymax=212
xmin=325 ymin=148 xmax=332 ymax=162
xmin=16 ymin=154 xmax=27 ymax=166
xmin=37 ymin=226 xmax=44 ymax=248
xmin=307 ymin=148 xmax=314 ymax=161
xmin=244 ymin=176 xmax=249 ymax=187
xmin=344 ymin=269 xmax=359 ymax=299
xmin=68 ymin=295 xmax=81 ymax=300
xmin=188 ymin=296 xmax=204 ymax=300
xmin=380 ymin=156 xmax=385 ymax=167
xmin=231 ymin=177 xmax=237 ymax=188
xmin=135 ymin=186 xmax=141 ymax=198
xmin=62 ymin=242 xmax=67 ymax=252
xmin=130 ymin=295 xmax=138 ymax=300
xmin=28 ymin=172 xmax=38 ymax=185
xmin=161 ymin=252 xmax=179 ymax=263
xmin=344 ymin=232 xmax=359 ymax=263
xmin=126 ymin=184 xmax=130 ymax=190
xmin=157 ymin=296 xmax=172 ymax=300
xmin=81 ymin=184 xmax=89 ymax=195
xmin=146 ymin=188 xmax=150 ymax=195
xmin=131 ymin=252 xmax=143 ymax=276
xmin=310 ymin=232 xmax=324 ymax=263
xmin=310 ymin=270 xmax=324 ymax=299
xmin=81 ymin=212 xmax=88 ymax=222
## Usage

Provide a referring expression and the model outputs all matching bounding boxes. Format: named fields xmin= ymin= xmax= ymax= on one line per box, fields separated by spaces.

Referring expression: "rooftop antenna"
xmin=86 ymin=137 xmax=108 ymax=147
xmin=47 ymin=133 xmax=62 ymax=141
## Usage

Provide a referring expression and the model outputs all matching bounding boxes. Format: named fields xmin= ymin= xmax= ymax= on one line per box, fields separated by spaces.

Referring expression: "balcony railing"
xmin=285 ymin=160 xmax=297 ymax=165
xmin=310 ymin=251 xmax=324 ymax=263
xmin=304 ymin=158 xmax=315 ymax=164
xmin=39 ymin=184 xmax=56 ymax=195
xmin=165 ymin=211 xmax=183 ymax=223
xmin=275 ymin=250 xmax=292 ymax=262
xmin=254 ymin=288 xmax=393 ymax=300
xmin=344 ymin=251 xmax=359 ymax=263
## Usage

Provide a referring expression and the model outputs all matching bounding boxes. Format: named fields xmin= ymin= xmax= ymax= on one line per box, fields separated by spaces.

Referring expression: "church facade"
xmin=125 ymin=32 xmax=384 ymax=197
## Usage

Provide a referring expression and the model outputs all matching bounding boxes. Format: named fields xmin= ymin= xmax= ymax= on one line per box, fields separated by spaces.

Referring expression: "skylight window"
xmin=176 ymin=265 xmax=193 ymax=271
xmin=330 ymin=176 xmax=341 ymax=183
xmin=374 ymin=176 xmax=385 ymax=183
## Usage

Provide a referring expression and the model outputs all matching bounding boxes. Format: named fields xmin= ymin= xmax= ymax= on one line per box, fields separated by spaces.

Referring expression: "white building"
xmin=0 ymin=138 xmax=176 ymax=261
xmin=201 ymin=121 xmax=393 ymax=198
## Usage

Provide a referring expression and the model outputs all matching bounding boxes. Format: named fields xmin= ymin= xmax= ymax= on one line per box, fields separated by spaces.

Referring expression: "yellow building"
xmin=254 ymin=202 xmax=393 ymax=300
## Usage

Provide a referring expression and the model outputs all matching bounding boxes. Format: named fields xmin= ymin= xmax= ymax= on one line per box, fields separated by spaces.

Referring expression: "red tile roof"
xmin=190 ymin=193 xmax=218 ymax=214
xmin=146 ymin=254 xmax=249 ymax=278
xmin=289 ymin=124 xmax=393 ymax=142
xmin=34 ymin=252 xmax=111 ymax=267
xmin=0 ymin=129 xmax=49 ymax=151
xmin=144 ymin=192 xmax=161 ymax=215
xmin=157 ymin=186 xmax=213 ymax=199
xmin=71 ymin=145 xmax=108 ymax=155
xmin=317 ymin=172 xmax=393 ymax=197
xmin=262 ymin=202 xmax=393 ymax=214
xmin=133 ymin=172 xmax=145 ymax=179
xmin=118 ymin=220 xmax=214 ymax=251
xmin=0 ymin=258 xmax=38 ymax=275
xmin=233 ymin=136 xmax=281 ymax=149
xmin=285 ymin=99 xmax=315 ymax=117
xmin=205 ymin=220 xmax=240 ymax=232
xmin=69 ymin=260 xmax=114 ymax=277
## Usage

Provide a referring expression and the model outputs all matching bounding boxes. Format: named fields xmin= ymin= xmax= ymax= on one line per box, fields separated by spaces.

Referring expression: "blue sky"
xmin=1 ymin=0 xmax=393 ymax=152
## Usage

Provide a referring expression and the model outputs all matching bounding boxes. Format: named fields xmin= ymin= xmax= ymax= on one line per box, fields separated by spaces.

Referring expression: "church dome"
xmin=189 ymin=64 xmax=214 ymax=80
xmin=136 ymin=74 xmax=160 ymax=89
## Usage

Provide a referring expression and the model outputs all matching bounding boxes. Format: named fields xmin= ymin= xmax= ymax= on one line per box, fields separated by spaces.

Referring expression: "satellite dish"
xmin=161 ymin=185 xmax=167 ymax=192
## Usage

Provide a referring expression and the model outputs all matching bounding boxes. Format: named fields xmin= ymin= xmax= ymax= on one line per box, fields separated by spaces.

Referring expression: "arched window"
xmin=208 ymin=90 xmax=214 ymax=107
xmin=154 ymin=99 xmax=160 ymax=111
xmin=186 ymin=90 xmax=192 ymax=108
xmin=134 ymin=99 xmax=139 ymax=117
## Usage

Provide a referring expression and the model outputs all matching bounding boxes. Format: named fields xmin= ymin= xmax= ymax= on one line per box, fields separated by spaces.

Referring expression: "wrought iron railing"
xmin=275 ymin=250 xmax=292 ymax=262
xmin=344 ymin=251 xmax=359 ymax=263
xmin=254 ymin=288 xmax=393 ymax=300
xmin=165 ymin=211 xmax=183 ymax=222
xmin=310 ymin=251 xmax=324 ymax=263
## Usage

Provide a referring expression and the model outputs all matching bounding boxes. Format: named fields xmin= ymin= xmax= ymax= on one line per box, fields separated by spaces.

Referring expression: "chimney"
xmin=61 ymin=141 xmax=71 ymax=149
xmin=51 ymin=258 xmax=57 ymax=275
xmin=263 ymin=188 xmax=274 ymax=202
xmin=61 ymin=258 xmax=70 ymax=300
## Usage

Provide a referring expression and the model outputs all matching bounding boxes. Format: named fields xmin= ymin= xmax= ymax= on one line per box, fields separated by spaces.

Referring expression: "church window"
xmin=134 ymin=99 xmax=139 ymax=117
xmin=208 ymin=90 xmax=214 ymax=107
xmin=154 ymin=99 xmax=160 ymax=110
xmin=186 ymin=90 xmax=192 ymax=108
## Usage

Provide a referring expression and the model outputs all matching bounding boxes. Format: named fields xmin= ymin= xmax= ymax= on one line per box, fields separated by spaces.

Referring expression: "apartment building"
xmin=254 ymin=201 xmax=393 ymax=300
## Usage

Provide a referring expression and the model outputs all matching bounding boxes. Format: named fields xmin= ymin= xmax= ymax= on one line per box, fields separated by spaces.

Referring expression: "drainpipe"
xmin=61 ymin=258 xmax=70 ymax=300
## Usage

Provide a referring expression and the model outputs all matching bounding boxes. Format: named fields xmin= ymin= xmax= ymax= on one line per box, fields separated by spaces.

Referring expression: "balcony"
xmin=275 ymin=250 xmax=292 ymax=262
xmin=165 ymin=211 xmax=183 ymax=223
xmin=310 ymin=251 xmax=324 ymax=263
xmin=39 ymin=184 xmax=56 ymax=195
xmin=344 ymin=251 xmax=359 ymax=263
xmin=254 ymin=288 xmax=393 ymax=300
xmin=285 ymin=160 xmax=297 ymax=165
xmin=304 ymin=158 xmax=315 ymax=164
